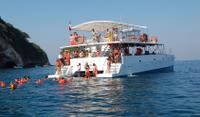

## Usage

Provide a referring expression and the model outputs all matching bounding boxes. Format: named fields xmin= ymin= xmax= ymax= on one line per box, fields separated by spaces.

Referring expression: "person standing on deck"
xmin=63 ymin=50 xmax=71 ymax=65
xmin=84 ymin=63 xmax=91 ymax=79
xmin=91 ymin=28 xmax=99 ymax=42
xmin=92 ymin=63 xmax=98 ymax=77
xmin=105 ymin=28 xmax=113 ymax=42
xmin=77 ymin=63 xmax=81 ymax=77
xmin=113 ymin=28 xmax=119 ymax=41
xmin=55 ymin=59 xmax=62 ymax=75
xmin=107 ymin=57 xmax=111 ymax=73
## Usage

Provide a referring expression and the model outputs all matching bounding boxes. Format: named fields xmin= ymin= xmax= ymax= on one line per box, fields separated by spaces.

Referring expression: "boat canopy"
xmin=71 ymin=20 xmax=147 ymax=32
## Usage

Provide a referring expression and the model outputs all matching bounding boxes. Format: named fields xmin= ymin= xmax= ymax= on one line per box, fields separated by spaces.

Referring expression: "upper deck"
xmin=60 ymin=41 xmax=163 ymax=49
xmin=61 ymin=20 xmax=161 ymax=50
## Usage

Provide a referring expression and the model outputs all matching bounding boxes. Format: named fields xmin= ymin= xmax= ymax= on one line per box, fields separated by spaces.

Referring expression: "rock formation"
xmin=0 ymin=17 xmax=49 ymax=68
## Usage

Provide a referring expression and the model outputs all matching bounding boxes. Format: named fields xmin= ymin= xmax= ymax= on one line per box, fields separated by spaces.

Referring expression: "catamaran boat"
xmin=48 ymin=20 xmax=174 ymax=78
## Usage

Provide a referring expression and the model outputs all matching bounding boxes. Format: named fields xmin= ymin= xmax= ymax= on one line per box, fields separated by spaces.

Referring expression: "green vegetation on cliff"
xmin=0 ymin=17 xmax=49 ymax=68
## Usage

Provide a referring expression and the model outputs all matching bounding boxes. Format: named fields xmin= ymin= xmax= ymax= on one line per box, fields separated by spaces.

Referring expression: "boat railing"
xmin=71 ymin=36 xmax=158 ymax=46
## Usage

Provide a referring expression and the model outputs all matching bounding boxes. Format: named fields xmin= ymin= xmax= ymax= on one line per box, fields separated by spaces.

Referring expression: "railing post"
xmin=121 ymin=53 xmax=124 ymax=64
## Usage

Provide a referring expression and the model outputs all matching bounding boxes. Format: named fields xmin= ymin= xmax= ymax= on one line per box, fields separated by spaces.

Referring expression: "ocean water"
xmin=0 ymin=60 xmax=200 ymax=117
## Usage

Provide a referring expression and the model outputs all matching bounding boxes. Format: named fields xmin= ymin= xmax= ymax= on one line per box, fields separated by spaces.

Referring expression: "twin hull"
xmin=59 ymin=54 xmax=174 ymax=78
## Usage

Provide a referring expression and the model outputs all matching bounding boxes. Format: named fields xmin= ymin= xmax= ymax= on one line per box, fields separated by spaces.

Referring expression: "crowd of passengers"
xmin=69 ymin=28 xmax=158 ymax=45
xmin=55 ymin=47 xmax=122 ymax=77
xmin=69 ymin=28 xmax=119 ymax=45
xmin=55 ymin=46 xmax=146 ymax=67
xmin=55 ymin=46 xmax=157 ymax=76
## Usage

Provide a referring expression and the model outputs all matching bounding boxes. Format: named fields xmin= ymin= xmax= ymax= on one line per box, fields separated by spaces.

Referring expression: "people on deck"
xmin=55 ymin=59 xmax=62 ymax=75
xmin=92 ymin=63 xmax=98 ymax=77
xmin=63 ymin=50 xmax=70 ymax=65
xmin=109 ymin=51 xmax=114 ymax=63
xmin=113 ymin=28 xmax=119 ymax=41
xmin=84 ymin=63 xmax=90 ymax=79
xmin=113 ymin=48 xmax=121 ymax=63
xmin=70 ymin=32 xmax=85 ymax=45
xmin=124 ymin=47 xmax=130 ymax=56
xmin=85 ymin=50 xmax=89 ymax=57
xmin=70 ymin=34 xmax=77 ymax=45
xmin=96 ymin=49 xmax=100 ymax=57
xmin=72 ymin=50 xmax=76 ymax=58
xmin=91 ymin=28 xmax=100 ymax=42
xmin=75 ymin=50 xmax=79 ymax=58
xmin=73 ymin=32 xmax=79 ymax=41
xmin=58 ymin=54 xmax=65 ymax=65
xmin=135 ymin=48 xmax=143 ymax=55
xmin=149 ymin=36 xmax=158 ymax=43
xmin=105 ymin=28 xmax=113 ymax=42
xmin=107 ymin=57 xmax=111 ymax=73
xmin=88 ymin=50 xmax=92 ymax=57
xmin=79 ymin=50 xmax=85 ymax=58
xmin=139 ymin=33 xmax=148 ymax=42
xmin=77 ymin=63 xmax=81 ymax=77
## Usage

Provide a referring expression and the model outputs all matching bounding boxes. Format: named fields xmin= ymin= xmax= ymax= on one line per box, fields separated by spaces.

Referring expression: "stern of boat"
xmin=97 ymin=63 xmax=122 ymax=78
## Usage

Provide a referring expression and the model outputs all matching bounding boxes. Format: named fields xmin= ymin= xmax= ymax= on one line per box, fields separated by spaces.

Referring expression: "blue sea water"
xmin=0 ymin=60 xmax=200 ymax=117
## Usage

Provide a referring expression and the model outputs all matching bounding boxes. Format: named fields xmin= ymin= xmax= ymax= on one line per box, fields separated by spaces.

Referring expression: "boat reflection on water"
xmin=56 ymin=78 xmax=124 ymax=116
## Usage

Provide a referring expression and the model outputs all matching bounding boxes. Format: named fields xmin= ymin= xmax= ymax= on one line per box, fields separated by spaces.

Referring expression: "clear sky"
xmin=0 ymin=0 xmax=200 ymax=64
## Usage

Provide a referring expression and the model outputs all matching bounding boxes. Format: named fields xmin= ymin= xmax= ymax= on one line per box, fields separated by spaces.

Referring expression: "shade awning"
xmin=71 ymin=20 xmax=147 ymax=32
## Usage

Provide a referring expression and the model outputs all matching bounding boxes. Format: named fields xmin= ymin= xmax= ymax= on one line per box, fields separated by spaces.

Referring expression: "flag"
xmin=68 ymin=21 xmax=72 ymax=31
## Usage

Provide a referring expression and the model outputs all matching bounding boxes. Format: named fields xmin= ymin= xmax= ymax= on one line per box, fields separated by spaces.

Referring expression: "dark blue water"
xmin=0 ymin=61 xmax=200 ymax=117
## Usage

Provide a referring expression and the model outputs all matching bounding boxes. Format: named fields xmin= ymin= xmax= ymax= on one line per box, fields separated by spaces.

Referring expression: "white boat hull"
xmin=118 ymin=54 xmax=174 ymax=76
xmin=52 ymin=54 xmax=174 ymax=78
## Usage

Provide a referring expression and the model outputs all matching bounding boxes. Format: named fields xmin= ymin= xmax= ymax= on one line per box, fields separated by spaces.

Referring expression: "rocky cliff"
xmin=0 ymin=17 xmax=49 ymax=68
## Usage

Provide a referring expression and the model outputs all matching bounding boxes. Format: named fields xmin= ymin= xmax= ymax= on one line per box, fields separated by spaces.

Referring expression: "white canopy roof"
xmin=71 ymin=20 xmax=147 ymax=32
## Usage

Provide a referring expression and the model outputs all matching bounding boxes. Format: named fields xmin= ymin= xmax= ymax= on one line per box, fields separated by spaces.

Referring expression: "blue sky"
xmin=0 ymin=0 xmax=200 ymax=63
